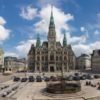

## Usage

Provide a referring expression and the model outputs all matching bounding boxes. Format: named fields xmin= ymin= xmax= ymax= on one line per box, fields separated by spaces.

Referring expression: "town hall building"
xmin=28 ymin=8 xmax=76 ymax=72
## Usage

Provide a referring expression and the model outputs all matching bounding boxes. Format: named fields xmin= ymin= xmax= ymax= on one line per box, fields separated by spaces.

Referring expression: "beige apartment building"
xmin=91 ymin=49 xmax=100 ymax=71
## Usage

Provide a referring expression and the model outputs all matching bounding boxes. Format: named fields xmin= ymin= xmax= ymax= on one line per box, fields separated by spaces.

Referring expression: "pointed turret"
xmin=63 ymin=33 xmax=67 ymax=47
xmin=48 ymin=5 xmax=56 ymax=49
xmin=49 ymin=6 xmax=55 ymax=29
xmin=36 ymin=34 xmax=41 ymax=47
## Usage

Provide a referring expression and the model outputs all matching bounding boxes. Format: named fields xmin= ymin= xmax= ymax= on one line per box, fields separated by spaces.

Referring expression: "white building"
xmin=4 ymin=57 xmax=26 ymax=72
xmin=16 ymin=58 xmax=27 ymax=72
xmin=76 ymin=54 xmax=91 ymax=70
xmin=0 ymin=48 xmax=4 ymax=72
xmin=91 ymin=49 xmax=100 ymax=71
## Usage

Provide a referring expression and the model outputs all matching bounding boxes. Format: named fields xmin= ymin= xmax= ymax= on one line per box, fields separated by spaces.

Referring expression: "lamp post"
xmin=61 ymin=61 xmax=64 ymax=78
xmin=24 ymin=59 xmax=27 ymax=78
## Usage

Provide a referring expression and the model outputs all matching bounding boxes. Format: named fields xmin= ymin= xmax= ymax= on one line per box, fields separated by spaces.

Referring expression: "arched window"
xmin=50 ymin=55 xmax=54 ymax=60
xmin=64 ymin=56 xmax=66 ymax=60
xmin=37 ymin=56 xmax=40 ymax=61
xmin=42 ymin=56 xmax=44 ymax=61
xmin=59 ymin=56 xmax=62 ymax=60
xmin=37 ymin=51 xmax=40 ymax=54
xmin=56 ymin=56 xmax=58 ymax=61
xmin=9 ymin=68 xmax=11 ymax=71
xmin=45 ymin=56 xmax=48 ymax=60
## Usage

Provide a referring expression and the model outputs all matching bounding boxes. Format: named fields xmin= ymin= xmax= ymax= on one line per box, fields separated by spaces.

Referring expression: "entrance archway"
xmin=50 ymin=66 xmax=54 ymax=72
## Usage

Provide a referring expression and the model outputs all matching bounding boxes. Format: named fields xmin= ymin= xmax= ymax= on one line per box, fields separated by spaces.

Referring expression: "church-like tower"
xmin=63 ymin=33 xmax=67 ymax=47
xmin=48 ymin=7 xmax=57 ymax=72
xmin=27 ymin=6 xmax=76 ymax=73
xmin=48 ymin=6 xmax=56 ymax=50
xmin=36 ymin=34 xmax=41 ymax=47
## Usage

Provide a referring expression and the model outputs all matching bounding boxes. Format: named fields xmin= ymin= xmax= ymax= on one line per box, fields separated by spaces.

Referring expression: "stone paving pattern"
xmin=1 ymin=72 xmax=100 ymax=100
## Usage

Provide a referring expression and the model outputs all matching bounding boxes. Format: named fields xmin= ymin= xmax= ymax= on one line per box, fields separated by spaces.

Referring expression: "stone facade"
xmin=76 ymin=54 xmax=91 ymax=70
xmin=91 ymin=49 xmax=100 ymax=71
xmin=0 ymin=48 xmax=4 ymax=72
xmin=28 ymin=9 xmax=76 ymax=72
xmin=4 ymin=57 xmax=26 ymax=72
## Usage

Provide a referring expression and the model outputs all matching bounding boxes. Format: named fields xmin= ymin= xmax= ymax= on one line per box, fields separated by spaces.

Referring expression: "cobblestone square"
xmin=0 ymin=72 xmax=100 ymax=100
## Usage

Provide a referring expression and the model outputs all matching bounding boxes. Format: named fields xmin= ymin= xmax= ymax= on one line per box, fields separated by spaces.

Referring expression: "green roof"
xmin=36 ymin=34 xmax=41 ymax=47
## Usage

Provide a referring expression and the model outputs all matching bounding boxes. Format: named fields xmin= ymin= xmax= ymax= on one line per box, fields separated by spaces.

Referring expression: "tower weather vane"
xmin=51 ymin=4 xmax=53 ymax=12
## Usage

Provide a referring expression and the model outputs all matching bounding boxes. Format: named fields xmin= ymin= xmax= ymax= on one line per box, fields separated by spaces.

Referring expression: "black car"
xmin=66 ymin=75 xmax=73 ymax=81
xmin=86 ymin=74 xmax=93 ymax=80
xmin=74 ymin=73 xmax=79 ymax=76
xmin=44 ymin=77 xmax=50 ymax=82
xmin=13 ymin=77 xmax=20 ymax=82
xmin=29 ymin=76 xmax=35 ymax=82
xmin=80 ymin=75 xmax=86 ymax=80
xmin=50 ymin=76 xmax=58 ymax=81
xmin=73 ymin=76 xmax=80 ymax=81
xmin=36 ymin=76 xmax=42 ymax=82
xmin=94 ymin=75 xmax=100 ymax=79
xmin=98 ymin=85 xmax=100 ymax=90
xmin=21 ymin=78 xmax=27 ymax=82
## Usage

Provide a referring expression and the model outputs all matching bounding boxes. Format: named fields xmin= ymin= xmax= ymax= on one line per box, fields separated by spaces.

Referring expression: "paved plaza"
xmin=0 ymin=72 xmax=100 ymax=100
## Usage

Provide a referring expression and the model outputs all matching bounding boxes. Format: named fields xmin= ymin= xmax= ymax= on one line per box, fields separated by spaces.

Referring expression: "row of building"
xmin=28 ymin=48 xmax=100 ymax=72
xmin=0 ymin=49 xmax=26 ymax=73
xmin=76 ymin=49 xmax=100 ymax=72
xmin=0 ymin=8 xmax=100 ymax=73
xmin=27 ymin=8 xmax=100 ymax=73
xmin=0 ymin=48 xmax=100 ymax=73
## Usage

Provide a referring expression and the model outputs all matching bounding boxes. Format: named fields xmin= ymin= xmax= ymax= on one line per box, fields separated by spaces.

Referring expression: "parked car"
xmin=29 ymin=76 xmax=35 ymax=82
xmin=98 ymin=85 xmax=100 ymax=90
xmin=94 ymin=75 xmax=100 ymax=79
xmin=50 ymin=76 xmax=58 ymax=81
xmin=1 ymin=92 xmax=7 ymax=97
xmin=12 ymin=86 xmax=18 ymax=91
xmin=87 ymin=74 xmax=94 ymax=79
xmin=44 ymin=76 xmax=50 ymax=82
xmin=80 ymin=75 xmax=86 ymax=80
xmin=67 ymin=75 xmax=73 ymax=81
xmin=1 ymin=85 xmax=9 ymax=90
xmin=73 ymin=76 xmax=80 ymax=81
xmin=57 ymin=76 xmax=65 ymax=81
xmin=74 ymin=73 xmax=79 ymax=76
xmin=21 ymin=78 xmax=27 ymax=82
xmin=36 ymin=76 xmax=42 ymax=82
xmin=13 ymin=76 xmax=20 ymax=82
xmin=6 ymin=89 xmax=12 ymax=95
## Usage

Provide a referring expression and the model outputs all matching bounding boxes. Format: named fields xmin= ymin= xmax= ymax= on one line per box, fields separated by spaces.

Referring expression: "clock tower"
xmin=48 ymin=6 xmax=57 ymax=72
xmin=48 ymin=6 xmax=56 ymax=50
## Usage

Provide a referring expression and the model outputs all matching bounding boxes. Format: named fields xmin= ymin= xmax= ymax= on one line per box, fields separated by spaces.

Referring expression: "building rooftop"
xmin=92 ymin=49 xmax=100 ymax=56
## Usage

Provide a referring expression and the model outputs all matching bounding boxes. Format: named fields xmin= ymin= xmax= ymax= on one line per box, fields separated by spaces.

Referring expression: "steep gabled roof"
xmin=92 ymin=49 xmax=100 ymax=56
xmin=28 ymin=44 xmax=35 ymax=55
xmin=98 ymin=50 xmax=100 ymax=55
xmin=56 ymin=42 xmax=61 ymax=47
xmin=42 ymin=41 xmax=48 ymax=47
xmin=81 ymin=54 xmax=89 ymax=57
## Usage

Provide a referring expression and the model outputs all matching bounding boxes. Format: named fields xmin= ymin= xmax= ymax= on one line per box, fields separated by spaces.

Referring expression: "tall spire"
xmin=63 ymin=33 xmax=67 ymax=47
xmin=49 ymin=5 xmax=55 ymax=28
xmin=48 ymin=5 xmax=56 ymax=49
xmin=36 ymin=34 xmax=41 ymax=47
